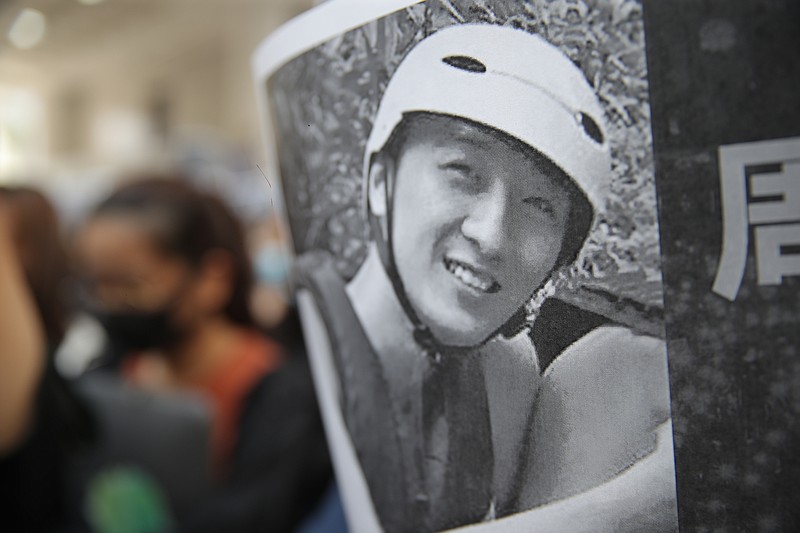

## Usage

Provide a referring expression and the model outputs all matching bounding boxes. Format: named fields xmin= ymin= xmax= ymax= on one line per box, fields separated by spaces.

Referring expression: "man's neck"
xmin=346 ymin=244 xmax=427 ymax=391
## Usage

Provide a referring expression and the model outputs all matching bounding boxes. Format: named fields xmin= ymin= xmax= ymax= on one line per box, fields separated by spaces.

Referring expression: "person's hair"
xmin=0 ymin=186 xmax=70 ymax=345
xmin=91 ymin=176 xmax=255 ymax=327
xmin=376 ymin=112 xmax=594 ymax=271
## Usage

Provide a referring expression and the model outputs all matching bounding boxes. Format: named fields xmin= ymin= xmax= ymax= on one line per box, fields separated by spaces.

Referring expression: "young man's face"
xmin=378 ymin=114 xmax=573 ymax=347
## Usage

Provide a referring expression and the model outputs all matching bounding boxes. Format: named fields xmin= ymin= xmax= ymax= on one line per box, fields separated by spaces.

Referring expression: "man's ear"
xmin=367 ymin=158 xmax=393 ymax=217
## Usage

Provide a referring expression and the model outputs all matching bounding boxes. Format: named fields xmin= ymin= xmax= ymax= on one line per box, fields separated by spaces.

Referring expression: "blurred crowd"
xmin=0 ymin=173 xmax=345 ymax=533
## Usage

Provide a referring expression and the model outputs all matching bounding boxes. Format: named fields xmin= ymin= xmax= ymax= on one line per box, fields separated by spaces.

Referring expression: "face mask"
xmin=92 ymin=307 xmax=187 ymax=352
xmin=254 ymin=243 xmax=291 ymax=286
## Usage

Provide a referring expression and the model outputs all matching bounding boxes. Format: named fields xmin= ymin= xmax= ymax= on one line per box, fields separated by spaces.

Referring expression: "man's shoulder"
xmin=522 ymin=324 xmax=671 ymax=505
xmin=544 ymin=325 xmax=668 ymax=399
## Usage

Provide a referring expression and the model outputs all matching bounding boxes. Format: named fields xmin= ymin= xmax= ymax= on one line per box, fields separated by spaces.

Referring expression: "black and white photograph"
xmin=257 ymin=1 xmax=678 ymax=531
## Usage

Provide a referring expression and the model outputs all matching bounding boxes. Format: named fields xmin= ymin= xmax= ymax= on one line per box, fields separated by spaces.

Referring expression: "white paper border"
xmin=252 ymin=0 xmax=424 ymax=82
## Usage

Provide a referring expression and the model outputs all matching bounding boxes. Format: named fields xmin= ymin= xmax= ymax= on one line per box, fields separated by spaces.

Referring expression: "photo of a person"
xmin=262 ymin=3 xmax=677 ymax=532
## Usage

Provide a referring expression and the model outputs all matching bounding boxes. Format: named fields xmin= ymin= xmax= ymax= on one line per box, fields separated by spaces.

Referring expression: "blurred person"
xmin=0 ymin=187 xmax=95 ymax=532
xmin=0 ymin=186 xmax=217 ymax=533
xmin=76 ymin=177 xmax=331 ymax=533
xmin=0 ymin=187 xmax=190 ymax=533
xmin=0 ymin=187 xmax=72 ymax=346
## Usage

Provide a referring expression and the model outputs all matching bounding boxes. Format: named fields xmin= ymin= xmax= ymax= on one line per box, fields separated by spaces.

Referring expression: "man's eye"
xmin=524 ymin=196 xmax=555 ymax=216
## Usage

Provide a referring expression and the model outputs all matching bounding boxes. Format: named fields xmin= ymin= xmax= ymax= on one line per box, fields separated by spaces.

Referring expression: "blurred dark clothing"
xmin=66 ymin=373 xmax=213 ymax=528
xmin=296 ymin=483 xmax=349 ymax=533
xmin=2 ymin=332 xmax=332 ymax=533
xmin=261 ymin=306 xmax=307 ymax=356
xmin=0 ymin=357 xmax=95 ymax=533
xmin=120 ymin=332 xmax=283 ymax=476
xmin=179 ymin=353 xmax=333 ymax=533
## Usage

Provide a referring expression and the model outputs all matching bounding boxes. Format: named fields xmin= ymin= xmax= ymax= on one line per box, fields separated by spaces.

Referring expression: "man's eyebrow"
xmin=445 ymin=133 xmax=493 ymax=151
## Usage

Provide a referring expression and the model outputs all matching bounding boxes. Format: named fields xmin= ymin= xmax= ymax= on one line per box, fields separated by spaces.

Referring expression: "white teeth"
xmin=447 ymin=260 xmax=493 ymax=292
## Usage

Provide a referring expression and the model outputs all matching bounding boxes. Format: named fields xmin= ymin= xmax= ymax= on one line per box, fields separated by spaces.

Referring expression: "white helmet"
xmin=364 ymin=23 xmax=611 ymax=215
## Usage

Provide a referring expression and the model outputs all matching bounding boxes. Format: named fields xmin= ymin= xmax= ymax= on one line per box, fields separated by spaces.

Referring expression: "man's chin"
xmin=427 ymin=321 xmax=492 ymax=349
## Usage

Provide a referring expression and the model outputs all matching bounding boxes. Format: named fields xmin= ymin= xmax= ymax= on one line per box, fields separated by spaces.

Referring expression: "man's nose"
xmin=460 ymin=186 xmax=509 ymax=256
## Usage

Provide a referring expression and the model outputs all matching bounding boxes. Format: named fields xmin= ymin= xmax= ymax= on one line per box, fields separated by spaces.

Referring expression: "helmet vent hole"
xmin=579 ymin=112 xmax=604 ymax=144
xmin=442 ymin=55 xmax=487 ymax=73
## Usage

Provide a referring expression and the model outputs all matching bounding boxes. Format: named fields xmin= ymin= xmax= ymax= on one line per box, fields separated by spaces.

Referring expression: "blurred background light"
xmin=0 ymin=84 xmax=48 ymax=182
xmin=7 ymin=8 xmax=47 ymax=50
xmin=0 ymin=0 xmax=312 ymax=240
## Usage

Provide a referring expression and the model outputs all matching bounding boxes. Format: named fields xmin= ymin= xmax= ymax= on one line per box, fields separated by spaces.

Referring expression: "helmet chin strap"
xmin=368 ymin=160 xmax=530 ymax=360
xmin=369 ymin=186 xmax=451 ymax=360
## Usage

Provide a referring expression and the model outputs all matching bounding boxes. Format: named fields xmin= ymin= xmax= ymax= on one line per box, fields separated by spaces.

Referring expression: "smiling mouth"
xmin=444 ymin=258 xmax=501 ymax=294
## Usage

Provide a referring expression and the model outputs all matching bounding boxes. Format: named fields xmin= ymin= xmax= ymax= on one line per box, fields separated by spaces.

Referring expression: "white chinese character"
xmin=713 ymin=138 xmax=800 ymax=300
